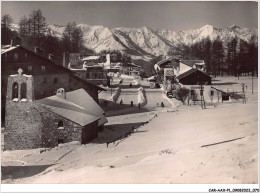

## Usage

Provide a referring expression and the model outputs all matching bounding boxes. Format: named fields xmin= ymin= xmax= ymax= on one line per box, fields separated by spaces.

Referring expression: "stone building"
xmin=4 ymin=69 xmax=107 ymax=150
xmin=1 ymin=37 xmax=106 ymax=123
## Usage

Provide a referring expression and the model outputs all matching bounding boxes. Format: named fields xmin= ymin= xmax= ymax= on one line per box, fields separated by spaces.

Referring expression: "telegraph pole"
xmin=252 ymin=71 xmax=254 ymax=94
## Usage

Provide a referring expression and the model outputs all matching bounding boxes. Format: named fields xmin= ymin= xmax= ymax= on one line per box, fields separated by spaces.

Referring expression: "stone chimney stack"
xmin=35 ymin=47 xmax=43 ymax=55
xmin=106 ymin=54 xmax=111 ymax=65
xmin=48 ymin=54 xmax=53 ymax=60
xmin=56 ymin=88 xmax=66 ymax=99
xmin=11 ymin=37 xmax=22 ymax=47
xmin=63 ymin=52 xmax=69 ymax=67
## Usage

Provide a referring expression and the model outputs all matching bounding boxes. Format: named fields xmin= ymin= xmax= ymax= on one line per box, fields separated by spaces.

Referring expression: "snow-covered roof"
xmin=155 ymin=56 xmax=180 ymax=70
xmin=1 ymin=45 xmax=20 ymax=54
xmin=82 ymin=56 xmax=100 ymax=61
xmin=37 ymin=94 xmax=100 ymax=127
xmin=180 ymin=60 xmax=205 ymax=67
xmin=65 ymin=89 xmax=107 ymax=126
xmin=37 ymin=89 xmax=108 ymax=126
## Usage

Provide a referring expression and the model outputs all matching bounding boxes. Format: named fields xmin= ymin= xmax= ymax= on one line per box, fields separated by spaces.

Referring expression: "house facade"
xmin=1 ymin=37 xmax=106 ymax=123
xmin=120 ymin=63 xmax=141 ymax=76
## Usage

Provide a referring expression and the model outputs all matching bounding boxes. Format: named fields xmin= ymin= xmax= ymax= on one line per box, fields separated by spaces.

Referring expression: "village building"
xmin=178 ymin=60 xmax=206 ymax=75
xmin=4 ymin=69 xmax=107 ymax=150
xmin=1 ymin=37 xmax=106 ymax=123
xmin=69 ymin=55 xmax=109 ymax=86
xmin=120 ymin=62 xmax=141 ymax=76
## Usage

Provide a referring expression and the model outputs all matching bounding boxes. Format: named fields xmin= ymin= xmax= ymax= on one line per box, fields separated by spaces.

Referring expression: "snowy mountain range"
xmin=11 ymin=23 xmax=258 ymax=59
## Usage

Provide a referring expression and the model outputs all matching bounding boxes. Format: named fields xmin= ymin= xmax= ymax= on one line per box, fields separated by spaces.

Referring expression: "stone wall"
xmin=35 ymin=104 xmax=84 ymax=148
xmin=32 ymin=74 xmax=98 ymax=103
xmin=5 ymin=101 xmax=43 ymax=150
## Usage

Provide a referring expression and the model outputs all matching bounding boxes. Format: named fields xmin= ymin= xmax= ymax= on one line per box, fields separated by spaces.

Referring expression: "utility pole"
xmin=252 ymin=70 xmax=254 ymax=94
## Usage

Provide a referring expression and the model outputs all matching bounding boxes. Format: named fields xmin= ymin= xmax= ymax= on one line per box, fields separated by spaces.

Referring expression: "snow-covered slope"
xmin=11 ymin=24 xmax=258 ymax=57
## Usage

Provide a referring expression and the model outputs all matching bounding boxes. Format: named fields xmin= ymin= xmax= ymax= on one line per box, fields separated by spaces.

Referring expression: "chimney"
xmin=106 ymin=54 xmax=110 ymax=65
xmin=56 ymin=88 xmax=66 ymax=99
xmin=48 ymin=54 xmax=53 ymax=60
xmin=35 ymin=47 xmax=42 ymax=55
xmin=11 ymin=37 xmax=22 ymax=47
xmin=63 ymin=52 xmax=69 ymax=67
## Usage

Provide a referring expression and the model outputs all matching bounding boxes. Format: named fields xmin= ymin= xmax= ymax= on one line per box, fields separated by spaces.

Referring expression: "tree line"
xmin=178 ymin=36 xmax=258 ymax=77
xmin=1 ymin=10 xmax=89 ymax=65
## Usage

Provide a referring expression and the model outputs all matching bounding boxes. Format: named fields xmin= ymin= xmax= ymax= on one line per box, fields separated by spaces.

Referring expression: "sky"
xmin=1 ymin=1 xmax=258 ymax=31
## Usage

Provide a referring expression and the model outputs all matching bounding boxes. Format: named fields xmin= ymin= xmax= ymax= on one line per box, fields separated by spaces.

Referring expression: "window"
xmin=53 ymin=78 xmax=58 ymax=84
xmin=86 ymin=73 xmax=89 ymax=78
xmin=43 ymin=77 xmax=46 ymax=83
xmin=28 ymin=66 xmax=32 ymax=71
xmin=41 ymin=65 xmax=46 ymax=71
xmin=57 ymin=120 xmax=64 ymax=130
xmin=211 ymin=91 xmax=214 ymax=96
xmin=191 ymin=90 xmax=195 ymax=96
xmin=12 ymin=82 xmax=18 ymax=100
xmin=21 ymin=83 xmax=27 ymax=100
xmin=14 ymin=53 xmax=18 ymax=60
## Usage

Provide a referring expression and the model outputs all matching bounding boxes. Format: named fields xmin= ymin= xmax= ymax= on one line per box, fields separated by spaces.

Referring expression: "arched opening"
xmin=58 ymin=120 xmax=63 ymax=128
xmin=12 ymin=82 xmax=18 ymax=100
xmin=21 ymin=82 xmax=27 ymax=100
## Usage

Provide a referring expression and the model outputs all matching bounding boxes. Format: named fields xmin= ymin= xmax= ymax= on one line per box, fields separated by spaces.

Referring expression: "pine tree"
xmin=28 ymin=9 xmax=47 ymax=47
xmin=19 ymin=16 xmax=28 ymax=39
xmin=212 ymin=36 xmax=224 ymax=76
xmin=62 ymin=22 xmax=83 ymax=53
xmin=1 ymin=14 xmax=17 ymax=44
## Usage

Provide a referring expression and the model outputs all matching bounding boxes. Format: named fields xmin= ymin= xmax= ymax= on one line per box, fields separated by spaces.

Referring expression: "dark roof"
xmin=1 ymin=45 xmax=106 ymax=91
xmin=180 ymin=60 xmax=205 ymax=68
xmin=122 ymin=62 xmax=140 ymax=68
xmin=177 ymin=68 xmax=211 ymax=80
xmin=211 ymin=86 xmax=230 ymax=95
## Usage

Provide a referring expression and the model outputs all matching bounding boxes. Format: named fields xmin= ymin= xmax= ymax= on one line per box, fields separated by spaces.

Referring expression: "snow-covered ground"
xmin=1 ymin=76 xmax=258 ymax=184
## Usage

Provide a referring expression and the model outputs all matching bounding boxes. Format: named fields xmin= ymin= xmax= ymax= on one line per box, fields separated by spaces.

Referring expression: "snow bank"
xmin=137 ymin=87 xmax=147 ymax=107
xmin=162 ymin=94 xmax=183 ymax=109
xmin=133 ymin=79 xmax=140 ymax=85
xmin=111 ymin=87 xmax=121 ymax=102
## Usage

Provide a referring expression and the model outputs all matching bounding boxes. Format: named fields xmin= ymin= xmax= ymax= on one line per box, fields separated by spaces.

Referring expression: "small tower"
xmin=4 ymin=68 xmax=43 ymax=150
xmin=6 ymin=68 xmax=34 ymax=102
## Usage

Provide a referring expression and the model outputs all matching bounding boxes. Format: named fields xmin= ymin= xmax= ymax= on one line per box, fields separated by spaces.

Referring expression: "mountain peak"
xmin=201 ymin=24 xmax=214 ymax=30
xmin=229 ymin=24 xmax=239 ymax=29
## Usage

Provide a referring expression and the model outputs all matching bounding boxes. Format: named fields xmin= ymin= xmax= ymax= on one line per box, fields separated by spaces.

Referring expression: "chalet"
xmin=178 ymin=60 xmax=206 ymax=75
xmin=120 ymin=62 xmax=141 ymax=76
xmin=4 ymin=69 xmax=107 ymax=150
xmin=154 ymin=57 xmax=206 ymax=76
xmin=154 ymin=56 xmax=180 ymax=72
xmin=1 ymin=37 xmax=106 ymax=123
